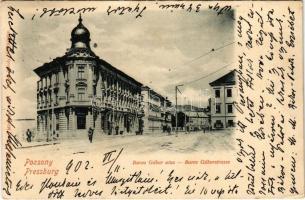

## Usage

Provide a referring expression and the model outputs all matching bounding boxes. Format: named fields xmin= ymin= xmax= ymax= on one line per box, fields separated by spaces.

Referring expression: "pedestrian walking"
xmin=53 ymin=130 xmax=57 ymax=140
xmin=88 ymin=127 xmax=94 ymax=143
xmin=167 ymin=125 xmax=171 ymax=135
xmin=139 ymin=119 xmax=144 ymax=135
xmin=26 ymin=129 xmax=32 ymax=142
xmin=115 ymin=125 xmax=119 ymax=135
xmin=109 ymin=122 xmax=113 ymax=135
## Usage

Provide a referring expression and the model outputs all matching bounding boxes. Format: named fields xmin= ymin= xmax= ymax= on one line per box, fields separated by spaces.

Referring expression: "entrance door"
xmin=77 ymin=114 xmax=86 ymax=129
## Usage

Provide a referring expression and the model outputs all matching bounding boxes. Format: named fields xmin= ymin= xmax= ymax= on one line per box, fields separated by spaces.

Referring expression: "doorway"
xmin=76 ymin=108 xmax=87 ymax=129
xmin=77 ymin=114 xmax=86 ymax=129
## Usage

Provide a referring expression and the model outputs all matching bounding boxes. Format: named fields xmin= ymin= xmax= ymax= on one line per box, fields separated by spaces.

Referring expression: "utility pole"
xmin=184 ymin=97 xmax=187 ymax=133
xmin=175 ymin=84 xmax=183 ymax=135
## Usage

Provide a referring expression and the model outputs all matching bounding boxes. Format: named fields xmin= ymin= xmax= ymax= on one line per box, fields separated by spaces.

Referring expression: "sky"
xmin=15 ymin=8 xmax=234 ymax=118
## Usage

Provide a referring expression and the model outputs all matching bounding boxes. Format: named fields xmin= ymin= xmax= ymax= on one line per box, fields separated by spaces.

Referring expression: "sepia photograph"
xmin=16 ymin=7 xmax=235 ymax=155
xmin=2 ymin=1 xmax=303 ymax=199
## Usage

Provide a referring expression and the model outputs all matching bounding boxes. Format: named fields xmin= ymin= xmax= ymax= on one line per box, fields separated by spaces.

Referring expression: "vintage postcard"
xmin=1 ymin=1 xmax=304 ymax=199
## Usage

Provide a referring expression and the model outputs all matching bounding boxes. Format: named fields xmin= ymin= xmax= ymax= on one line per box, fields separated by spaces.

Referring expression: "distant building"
xmin=172 ymin=105 xmax=209 ymax=131
xmin=141 ymin=86 xmax=172 ymax=133
xmin=185 ymin=111 xmax=209 ymax=131
xmin=209 ymin=70 xmax=236 ymax=129
xmin=34 ymin=16 xmax=144 ymax=140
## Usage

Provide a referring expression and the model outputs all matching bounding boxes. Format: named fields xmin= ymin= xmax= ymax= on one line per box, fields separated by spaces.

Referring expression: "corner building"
xmin=34 ymin=16 xmax=143 ymax=139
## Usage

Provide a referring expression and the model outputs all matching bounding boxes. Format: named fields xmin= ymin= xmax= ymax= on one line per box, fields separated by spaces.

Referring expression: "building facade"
xmin=209 ymin=70 xmax=236 ymax=129
xmin=34 ymin=16 xmax=144 ymax=140
xmin=141 ymin=86 xmax=172 ymax=133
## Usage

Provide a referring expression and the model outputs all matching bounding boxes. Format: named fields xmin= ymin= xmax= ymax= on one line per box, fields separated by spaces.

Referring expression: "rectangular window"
xmin=214 ymin=120 xmax=224 ymax=128
xmin=78 ymin=88 xmax=85 ymax=100
xmin=227 ymin=88 xmax=232 ymax=97
xmin=55 ymin=93 xmax=59 ymax=105
xmin=55 ymin=73 xmax=59 ymax=83
xmin=215 ymin=89 xmax=220 ymax=98
xmin=227 ymin=104 xmax=233 ymax=113
xmin=228 ymin=120 xmax=234 ymax=127
xmin=216 ymin=103 xmax=221 ymax=113
xmin=49 ymin=76 xmax=52 ymax=86
xmin=77 ymin=65 xmax=85 ymax=79
xmin=43 ymin=78 xmax=46 ymax=88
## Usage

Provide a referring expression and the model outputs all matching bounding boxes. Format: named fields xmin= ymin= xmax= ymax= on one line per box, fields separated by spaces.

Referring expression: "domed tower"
xmin=66 ymin=14 xmax=96 ymax=58
xmin=71 ymin=14 xmax=91 ymax=49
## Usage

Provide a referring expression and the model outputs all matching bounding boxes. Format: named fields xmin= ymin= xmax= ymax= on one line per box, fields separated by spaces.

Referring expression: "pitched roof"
xmin=209 ymin=70 xmax=236 ymax=86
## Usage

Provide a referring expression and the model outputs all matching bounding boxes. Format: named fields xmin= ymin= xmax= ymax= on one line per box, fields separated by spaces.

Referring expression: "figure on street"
xmin=115 ymin=124 xmax=119 ymax=135
xmin=26 ymin=129 xmax=32 ymax=142
xmin=88 ymin=127 xmax=94 ymax=143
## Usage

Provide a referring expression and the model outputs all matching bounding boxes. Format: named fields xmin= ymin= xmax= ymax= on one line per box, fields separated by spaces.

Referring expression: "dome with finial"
xmin=70 ymin=13 xmax=91 ymax=49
